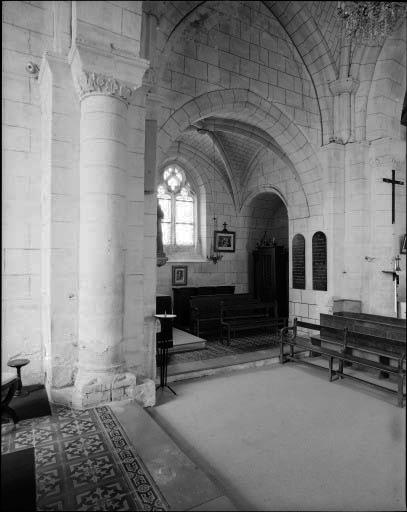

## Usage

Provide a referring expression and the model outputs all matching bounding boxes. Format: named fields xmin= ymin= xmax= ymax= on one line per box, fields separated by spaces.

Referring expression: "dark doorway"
xmin=247 ymin=193 xmax=289 ymax=318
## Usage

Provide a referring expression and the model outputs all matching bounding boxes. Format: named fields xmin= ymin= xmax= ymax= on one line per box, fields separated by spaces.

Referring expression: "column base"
xmin=50 ymin=372 xmax=156 ymax=409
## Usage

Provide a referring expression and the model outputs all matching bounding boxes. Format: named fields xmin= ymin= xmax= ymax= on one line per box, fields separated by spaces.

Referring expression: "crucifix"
xmin=382 ymin=170 xmax=404 ymax=224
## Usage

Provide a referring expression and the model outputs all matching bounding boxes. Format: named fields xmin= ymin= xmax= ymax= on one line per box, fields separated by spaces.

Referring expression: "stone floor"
xmin=1 ymin=400 xmax=236 ymax=511
xmin=150 ymin=363 xmax=406 ymax=511
xmin=2 ymin=334 xmax=405 ymax=511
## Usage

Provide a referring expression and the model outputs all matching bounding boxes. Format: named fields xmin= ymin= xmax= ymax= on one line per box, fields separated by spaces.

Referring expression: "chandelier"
xmin=336 ymin=2 xmax=407 ymax=44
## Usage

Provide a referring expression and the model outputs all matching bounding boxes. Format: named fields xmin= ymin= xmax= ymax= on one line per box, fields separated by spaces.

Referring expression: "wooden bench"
xmin=220 ymin=300 xmax=286 ymax=345
xmin=280 ymin=318 xmax=406 ymax=407
xmin=190 ymin=294 xmax=257 ymax=337
xmin=319 ymin=312 xmax=406 ymax=378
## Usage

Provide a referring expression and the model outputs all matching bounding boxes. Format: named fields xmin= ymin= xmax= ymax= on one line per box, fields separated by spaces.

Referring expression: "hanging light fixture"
xmin=336 ymin=2 xmax=407 ymax=45
xmin=207 ymin=216 xmax=223 ymax=264
xmin=205 ymin=131 xmax=223 ymax=264
xmin=395 ymin=254 xmax=401 ymax=272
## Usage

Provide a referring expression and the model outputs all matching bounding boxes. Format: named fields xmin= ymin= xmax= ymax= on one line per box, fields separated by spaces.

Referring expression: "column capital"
xmin=69 ymin=42 xmax=149 ymax=104
xmin=329 ymin=76 xmax=359 ymax=96
xmin=75 ymin=70 xmax=134 ymax=103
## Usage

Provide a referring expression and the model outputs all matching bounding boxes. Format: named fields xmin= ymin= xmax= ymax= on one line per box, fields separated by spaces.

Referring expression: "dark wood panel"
xmin=253 ymin=245 xmax=288 ymax=317
xmin=292 ymin=234 xmax=305 ymax=289
xmin=312 ymin=231 xmax=327 ymax=291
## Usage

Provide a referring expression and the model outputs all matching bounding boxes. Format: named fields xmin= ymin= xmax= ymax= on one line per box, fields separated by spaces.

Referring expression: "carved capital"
xmin=329 ymin=76 xmax=359 ymax=96
xmin=76 ymin=71 xmax=133 ymax=103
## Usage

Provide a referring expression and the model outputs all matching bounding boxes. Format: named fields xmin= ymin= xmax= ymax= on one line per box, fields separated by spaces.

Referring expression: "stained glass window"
xmin=157 ymin=166 xmax=196 ymax=248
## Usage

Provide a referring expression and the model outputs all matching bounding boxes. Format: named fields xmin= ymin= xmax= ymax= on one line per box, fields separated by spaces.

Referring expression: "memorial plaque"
xmin=292 ymin=234 xmax=305 ymax=289
xmin=312 ymin=231 xmax=327 ymax=291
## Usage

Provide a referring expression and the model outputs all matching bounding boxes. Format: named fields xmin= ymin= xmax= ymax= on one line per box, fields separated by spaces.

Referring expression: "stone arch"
xmin=154 ymin=1 xmax=336 ymax=145
xmin=352 ymin=17 xmax=406 ymax=141
xmin=241 ymin=185 xmax=291 ymax=221
xmin=263 ymin=1 xmax=337 ymax=144
xmin=158 ymin=89 xmax=323 ymax=206
xmin=163 ymin=139 xmax=237 ymax=209
xmin=365 ymin=19 xmax=406 ymax=141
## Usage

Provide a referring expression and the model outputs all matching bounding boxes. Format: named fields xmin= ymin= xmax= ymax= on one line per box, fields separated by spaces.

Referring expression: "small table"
xmin=7 ymin=358 xmax=30 ymax=397
xmin=155 ymin=314 xmax=177 ymax=395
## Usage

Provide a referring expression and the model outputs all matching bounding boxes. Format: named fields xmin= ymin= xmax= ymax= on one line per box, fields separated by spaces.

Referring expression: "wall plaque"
xmin=292 ymin=234 xmax=305 ymax=289
xmin=312 ymin=231 xmax=327 ymax=291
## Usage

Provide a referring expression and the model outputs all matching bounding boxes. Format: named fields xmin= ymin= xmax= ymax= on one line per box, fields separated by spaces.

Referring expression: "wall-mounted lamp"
xmin=207 ymin=216 xmax=223 ymax=264
xmin=395 ymin=255 xmax=401 ymax=272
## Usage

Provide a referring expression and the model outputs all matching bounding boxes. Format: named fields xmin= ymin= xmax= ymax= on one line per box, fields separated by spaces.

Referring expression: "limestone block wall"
xmin=158 ymin=1 xmax=321 ymax=149
xmin=2 ymin=1 xmax=59 ymax=384
xmin=2 ymin=1 xmax=150 ymax=393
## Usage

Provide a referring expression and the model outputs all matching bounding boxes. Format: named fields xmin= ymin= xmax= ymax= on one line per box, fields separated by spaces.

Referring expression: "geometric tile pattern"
xmin=2 ymin=404 xmax=168 ymax=511
xmin=95 ymin=406 xmax=167 ymax=511
xmin=168 ymin=331 xmax=281 ymax=364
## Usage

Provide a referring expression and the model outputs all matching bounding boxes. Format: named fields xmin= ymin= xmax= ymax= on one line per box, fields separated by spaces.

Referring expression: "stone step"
xmin=162 ymin=348 xmax=309 ymax=384
xmin=169 ymin=340 xmax=206 ymax=354
xmin=109 ymin=399 xmax=237 ymax=511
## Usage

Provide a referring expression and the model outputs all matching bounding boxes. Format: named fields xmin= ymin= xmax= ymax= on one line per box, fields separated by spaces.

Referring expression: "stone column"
xmin=69 ymin=44 xmax=151 ymax=408
xmin=72 ymin=76 xmax=132 ymax=407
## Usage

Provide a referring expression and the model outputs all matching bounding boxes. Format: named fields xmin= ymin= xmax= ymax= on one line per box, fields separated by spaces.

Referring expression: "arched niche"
xmin=312 ymin=231 xmax=327 ymax=291
xmin=292 ymin=234 xmax=305 ymax=290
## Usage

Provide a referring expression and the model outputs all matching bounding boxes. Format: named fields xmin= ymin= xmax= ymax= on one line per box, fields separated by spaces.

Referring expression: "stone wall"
xmin=3 ymin=1 xmax=58 ymax=384
xmin=2 ymin=1 xmax=406 ymax=392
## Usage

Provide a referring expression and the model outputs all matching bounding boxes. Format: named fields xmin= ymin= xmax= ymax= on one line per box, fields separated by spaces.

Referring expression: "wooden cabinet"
xmin=253 ymin=245 xmax=288 ymax=317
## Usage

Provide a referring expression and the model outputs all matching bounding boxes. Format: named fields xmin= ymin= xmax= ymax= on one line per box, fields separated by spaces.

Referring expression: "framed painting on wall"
xmin=172 ymin=265 xmax=188 ymax=286
xmin=214 ymin=230 xmax=236 ymax=252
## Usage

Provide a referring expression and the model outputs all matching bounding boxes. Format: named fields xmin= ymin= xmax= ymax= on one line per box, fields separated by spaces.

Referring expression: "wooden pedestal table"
xmin=7 ymin=358 xmax=30 ymax=397
xmin=155 ymin=314 xmax=177 ymax=395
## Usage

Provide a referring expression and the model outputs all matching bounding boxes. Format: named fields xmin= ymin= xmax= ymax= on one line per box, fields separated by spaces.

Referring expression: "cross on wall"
xmin=382 ymin=170 xmax=404 ymax=224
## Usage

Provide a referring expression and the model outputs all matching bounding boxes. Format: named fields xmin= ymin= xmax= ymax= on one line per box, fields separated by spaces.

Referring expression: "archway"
xmin=245 ymin=192 xmax=289 ymax=317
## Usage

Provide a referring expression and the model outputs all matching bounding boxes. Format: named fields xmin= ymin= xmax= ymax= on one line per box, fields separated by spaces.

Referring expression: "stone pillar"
xmin=69 ymin=43 xmax=152 ymax=408
xmin=320 ymin=143 xmax=346 ymax=306
xmin=142 ymin=91 xmax=165 ymax=380
xmin=72 ymin=77 xmax=133 ymax=407
xmin=329 ymin=77 xmax=359 ymax=144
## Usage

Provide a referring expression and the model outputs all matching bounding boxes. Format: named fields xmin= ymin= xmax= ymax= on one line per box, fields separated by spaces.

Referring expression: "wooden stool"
xmin=7 ymin=358 xmax=30 ymax=397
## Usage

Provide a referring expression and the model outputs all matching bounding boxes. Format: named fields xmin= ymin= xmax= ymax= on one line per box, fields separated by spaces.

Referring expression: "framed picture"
xmin=214 ymin=230 xmax=236 ymax=252
xmin=172 ymin=265 xmax=188 ymax=286
xmin=401 ymin=234 xmax=407 ymax=254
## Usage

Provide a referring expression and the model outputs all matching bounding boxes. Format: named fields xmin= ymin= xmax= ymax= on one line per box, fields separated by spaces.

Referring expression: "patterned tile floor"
xmin=2 ymin=405 xmax=168 ymax=511
xmin=167 ymin=331 xmax=281 ymax=364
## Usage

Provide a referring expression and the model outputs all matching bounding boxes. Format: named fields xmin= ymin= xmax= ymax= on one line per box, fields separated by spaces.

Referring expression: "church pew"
xmin=320 ymin=312 xmax=406 ymax=376
xmin=334 ymin=311 xmax=406 ymax=327
xmin=280 ymin=318 xmax=406 ymax=407
xmin=220 ymin=300 xmax=285 ymax=345
xmin=321 ymin=312 xmax=406 ymax=342
xmin=173 ymin=285 xmax=235 ymax=330
xmin=190 ymin=294 xmax=257 ymax=337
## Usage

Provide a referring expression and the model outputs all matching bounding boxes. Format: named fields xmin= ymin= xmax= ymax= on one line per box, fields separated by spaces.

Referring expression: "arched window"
xmin=312 ymin=231 xmax=327 ymax=291
xmin=157 ymin=165 xmax=197 ymax=252
xmin=292 ymin=234 xmax=305 ymax=289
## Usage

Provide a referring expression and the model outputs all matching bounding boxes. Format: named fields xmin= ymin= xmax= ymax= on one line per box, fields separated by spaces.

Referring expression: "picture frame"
xmin=214 ymin=230 xmax=236 ymax=252
xmin=401 ymin=234 xmax=407 ymax=255
xmin=172 ymin=265 xmax=188 ymax=286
